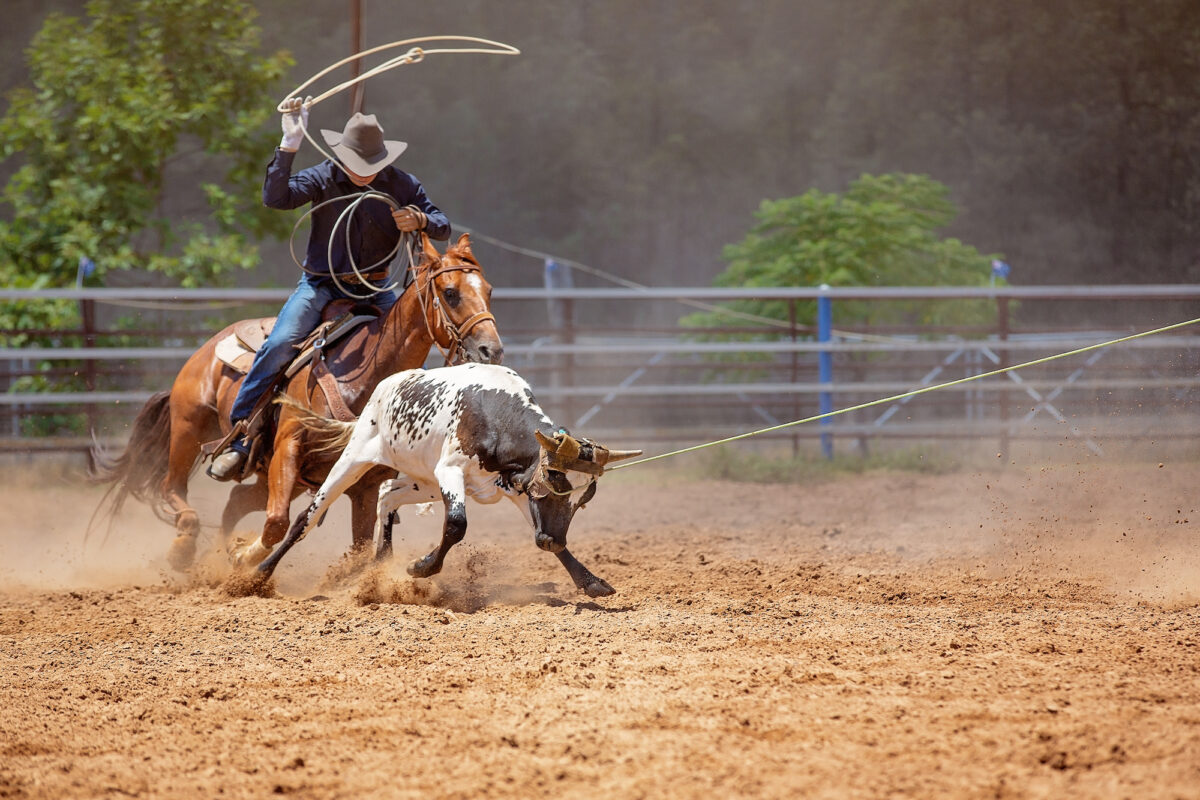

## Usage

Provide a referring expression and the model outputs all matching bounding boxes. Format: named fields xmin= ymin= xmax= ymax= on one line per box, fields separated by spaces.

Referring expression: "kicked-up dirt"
xmin=1 ymin=456 xmax=1199 ymax=798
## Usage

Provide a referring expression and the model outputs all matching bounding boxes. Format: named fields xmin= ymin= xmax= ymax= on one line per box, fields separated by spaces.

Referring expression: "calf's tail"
xmin=275 ymin=394 xmax=356 ymax=457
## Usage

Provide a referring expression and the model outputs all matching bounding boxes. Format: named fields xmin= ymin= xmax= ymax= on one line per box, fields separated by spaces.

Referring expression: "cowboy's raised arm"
xmin=263 ymin=97 xmax=323 ymax=210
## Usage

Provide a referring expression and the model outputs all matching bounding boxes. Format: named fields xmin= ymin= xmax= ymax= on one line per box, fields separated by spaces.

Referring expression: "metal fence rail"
xmin=2 ymin=285 xmax=1198 ymax=458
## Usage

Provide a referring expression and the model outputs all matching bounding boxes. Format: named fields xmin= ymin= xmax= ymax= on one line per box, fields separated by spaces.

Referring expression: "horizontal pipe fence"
xmin=2 ymin=285 xmax=1198 ymax=460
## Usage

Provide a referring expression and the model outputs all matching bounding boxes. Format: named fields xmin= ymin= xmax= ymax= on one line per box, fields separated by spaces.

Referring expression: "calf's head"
xmin=515 ymin=430 xmax=641 ymax=553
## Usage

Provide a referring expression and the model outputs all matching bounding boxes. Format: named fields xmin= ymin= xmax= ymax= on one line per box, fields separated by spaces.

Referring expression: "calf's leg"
xmin=555 ymin=548 xmax=616 ymax=598
xmin=373 ymin=475 xmax=436 ymax=561
xmin=408 ymin=465 xmax=467 ymax=579
xmin=255 ymin=456 xmax=378 ymax=579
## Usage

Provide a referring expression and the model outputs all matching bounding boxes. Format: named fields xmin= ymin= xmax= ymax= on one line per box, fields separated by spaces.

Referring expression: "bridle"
xmin=411 ymin=254 xmax=496 ymax=365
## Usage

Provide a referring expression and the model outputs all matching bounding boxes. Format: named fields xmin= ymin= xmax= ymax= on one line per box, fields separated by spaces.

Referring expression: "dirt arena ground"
xmin=1 ymin=452 xmax=1199 ymax=799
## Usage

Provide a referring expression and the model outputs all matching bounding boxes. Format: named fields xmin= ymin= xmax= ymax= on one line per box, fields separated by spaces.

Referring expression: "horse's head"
xmin=417 ymin=233 xmax=504 ymax=365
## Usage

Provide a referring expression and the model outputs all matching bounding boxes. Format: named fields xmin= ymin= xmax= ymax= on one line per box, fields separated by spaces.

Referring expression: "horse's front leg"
xmin=256 ymin=456 xmax=379 ymax=579
xmin=408 ymin=465 xmax=467 ymax=579
xmin=231 ymin=433 xmax=302 ymax=568
xmin=220 ymin=478 xmax=269 ymax=543
xmin=554 ymin=548 xmax=616 ymax=598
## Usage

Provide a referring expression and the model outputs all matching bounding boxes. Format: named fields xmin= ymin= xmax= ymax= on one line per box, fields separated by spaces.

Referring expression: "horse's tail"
xmin=276 ymin=394 xmax=356 ymax=457
xmin=88 ymin=390 xmax=175 ymax=526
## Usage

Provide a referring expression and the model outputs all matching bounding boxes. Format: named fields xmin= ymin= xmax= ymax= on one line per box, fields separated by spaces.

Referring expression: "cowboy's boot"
xmin=207 ymin=438 xmax=249 ymax=482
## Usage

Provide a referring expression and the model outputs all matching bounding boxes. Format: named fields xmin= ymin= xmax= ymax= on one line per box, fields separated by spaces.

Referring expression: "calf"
xmin=253 ymin=363 xmax=640 ymax=597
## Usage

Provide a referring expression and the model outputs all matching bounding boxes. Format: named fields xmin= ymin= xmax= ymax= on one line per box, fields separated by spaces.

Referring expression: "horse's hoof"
xmin=583 ymin=578 xmax=616 ymax=598
xmin=166 ymin=533 xmax=197 ymax=572
xmin=175 ymin=509 xmax=200 ymax=537
xmin=229 ymin=538 xmax=272 ymax=569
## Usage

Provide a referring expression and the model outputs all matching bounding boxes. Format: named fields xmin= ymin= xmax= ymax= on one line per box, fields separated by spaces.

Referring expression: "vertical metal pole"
xmin=81 ymin=298 xmax=97 ymax=469
xmin=788 ymin=299 xmax=798 ymax=457
xmin=997 ymin=296 xmax=1010 ymax=461
xmin=563 ymin=298 xmax=576 ymax=426
xmin=817 ymin=286 xmax=833 ymax=460
xmin=545 ymin=259 xmax=575 ymax=424
xmin=349 ymin=0 xmax=365 ymax=115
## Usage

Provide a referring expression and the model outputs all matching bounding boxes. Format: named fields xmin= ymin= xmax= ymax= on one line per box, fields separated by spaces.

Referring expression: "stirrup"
xmin=207 ymin=447 xmax=248 ymax=482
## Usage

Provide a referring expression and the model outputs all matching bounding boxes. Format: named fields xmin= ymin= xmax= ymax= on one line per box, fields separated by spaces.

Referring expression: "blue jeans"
xmin=229 ymin=274 xmax=397 ymax=424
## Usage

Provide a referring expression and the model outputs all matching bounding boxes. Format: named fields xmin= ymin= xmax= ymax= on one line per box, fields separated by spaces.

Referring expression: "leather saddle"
xmin=214 ymin=300 xmax=377 ymax=380
xmin=203 ymin=302 xmax=379 ymax=468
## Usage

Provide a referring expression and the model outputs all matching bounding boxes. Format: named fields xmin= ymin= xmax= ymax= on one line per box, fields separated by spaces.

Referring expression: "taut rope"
xmin=608 ymin=316 xmax=1200 ymax=471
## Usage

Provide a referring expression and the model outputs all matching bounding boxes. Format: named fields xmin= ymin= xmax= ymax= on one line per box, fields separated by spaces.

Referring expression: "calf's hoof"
xmin=407 ymin=555 xmax=440 ymax=579
xmin=583 ymin=578 xmax=616 ymax=598
xmin=166 ymin=532 xmax=197 ymax=572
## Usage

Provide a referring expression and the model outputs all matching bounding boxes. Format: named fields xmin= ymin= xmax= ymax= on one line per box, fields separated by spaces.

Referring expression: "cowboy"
xmin=207 ymin=98 xmax=451 ymax=481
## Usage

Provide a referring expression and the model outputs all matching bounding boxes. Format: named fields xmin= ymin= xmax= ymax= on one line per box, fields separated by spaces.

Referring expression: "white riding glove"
xmin=279 ymin=96 xmax=311 ymax=152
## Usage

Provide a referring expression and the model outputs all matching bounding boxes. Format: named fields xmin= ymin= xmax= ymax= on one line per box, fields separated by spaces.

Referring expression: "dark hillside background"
xmin=4 ymin=0 xmax=1199 ymax=294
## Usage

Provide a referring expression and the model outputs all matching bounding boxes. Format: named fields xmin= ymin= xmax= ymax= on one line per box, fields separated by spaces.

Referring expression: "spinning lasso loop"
xmin=279 ymin=35 xmax=520 ymax=181
xmin=609 ymin=316 xmax=1200 ymax=471
xmin=279 ymin=35 xmax=520 ymax=297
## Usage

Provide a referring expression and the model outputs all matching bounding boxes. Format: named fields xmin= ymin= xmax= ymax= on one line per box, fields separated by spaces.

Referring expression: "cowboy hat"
xmin=320 ymin=113 xmax=407 ymax=176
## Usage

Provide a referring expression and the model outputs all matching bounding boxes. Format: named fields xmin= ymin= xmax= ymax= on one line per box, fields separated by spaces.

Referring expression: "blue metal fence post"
xmin=817 ymin=285 xmax=833 ymax=459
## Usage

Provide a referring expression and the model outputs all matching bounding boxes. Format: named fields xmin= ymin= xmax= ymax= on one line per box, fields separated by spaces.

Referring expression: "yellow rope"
xmin=608 ymin=316 xmax=1200 ymax=471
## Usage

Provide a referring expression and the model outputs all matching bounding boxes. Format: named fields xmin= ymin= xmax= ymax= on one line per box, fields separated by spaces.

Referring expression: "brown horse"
xmin=92 ymin=232 xmax=503 ymax=570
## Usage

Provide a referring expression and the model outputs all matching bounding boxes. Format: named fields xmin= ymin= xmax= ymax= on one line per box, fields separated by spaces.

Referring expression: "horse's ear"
xmin=454 ymin=232 xmax=473 ymax=258
xmin=420 ymin=232 xmax=441 ymax=263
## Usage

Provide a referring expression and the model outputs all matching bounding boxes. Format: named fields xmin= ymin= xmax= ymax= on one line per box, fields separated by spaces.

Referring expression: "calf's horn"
xmin=603 ymin=448 xmax=643 ymax=464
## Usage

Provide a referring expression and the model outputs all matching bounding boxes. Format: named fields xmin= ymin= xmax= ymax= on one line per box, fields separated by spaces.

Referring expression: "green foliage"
xmin=683 ymin=174 xmax=1001 ymax=334
xmin=0 ymin=0 xmax=294 ymax=337
xmin=10 ymin=371 xmax=86 ymax=436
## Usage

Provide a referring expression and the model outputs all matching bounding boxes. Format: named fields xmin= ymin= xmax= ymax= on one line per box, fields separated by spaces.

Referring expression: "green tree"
xmin=0 ymin=0 xmax=293 ymax=343
xmin=683 ymin=173 xmax=1002 ymax=333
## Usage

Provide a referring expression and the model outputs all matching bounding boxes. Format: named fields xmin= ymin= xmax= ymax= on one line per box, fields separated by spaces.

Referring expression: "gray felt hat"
xmin=320 ymin=113 xmax=407 ymax=175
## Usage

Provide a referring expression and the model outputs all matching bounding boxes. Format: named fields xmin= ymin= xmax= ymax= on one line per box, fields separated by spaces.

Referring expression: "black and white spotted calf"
xmin=253 ymin=363 xmax=640 ymax=597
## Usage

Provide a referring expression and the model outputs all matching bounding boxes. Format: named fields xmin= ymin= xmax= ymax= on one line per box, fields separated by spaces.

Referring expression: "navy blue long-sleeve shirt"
xmin=263 ymin=148 xmax=451 ymax=278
